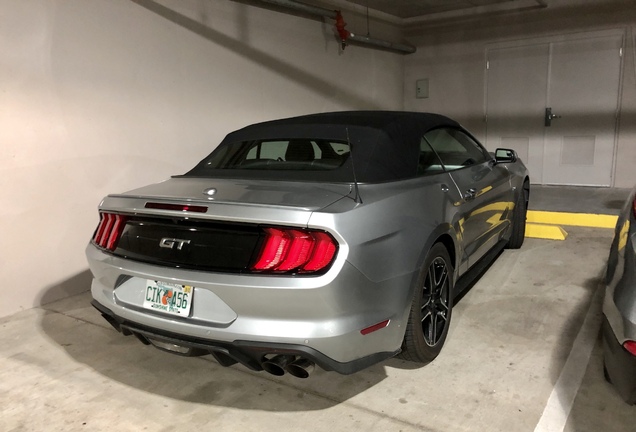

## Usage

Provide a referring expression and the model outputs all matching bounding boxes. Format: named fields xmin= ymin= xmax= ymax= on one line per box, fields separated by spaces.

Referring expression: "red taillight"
xmin=252 ymin=228 xmax=337 ymax=274
xmin=93 ymin=213 xmax=112 ymax=246
xmin=301 ymin=232 xmax=337 ymax=272
xmin=252 ymin=228 xmax=291 ymax=270
xmin=276 ymin=230 xmax=315 ymax=271
xmin=92 ymin=212 xmax=128 ymax=251
xmin=624 ymin=340 xmax=636 ymax=357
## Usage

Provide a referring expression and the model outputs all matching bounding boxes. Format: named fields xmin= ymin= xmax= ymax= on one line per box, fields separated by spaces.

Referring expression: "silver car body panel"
xmin=602 ymin=185 xmax=636 ymax=403
xmin=604 ymin=186 xmax=636 ymax=344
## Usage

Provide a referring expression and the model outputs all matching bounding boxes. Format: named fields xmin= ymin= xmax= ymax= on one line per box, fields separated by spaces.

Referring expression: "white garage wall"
xmin=404 ymin=1 xmax=636 ymax=188
xmin=0 ymin=0 xmax=405 ymax=318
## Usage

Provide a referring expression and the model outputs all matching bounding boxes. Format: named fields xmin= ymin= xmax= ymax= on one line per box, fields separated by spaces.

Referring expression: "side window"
xmin=424 ymin=128 xmax=489 ymax=171
xmin=454 ymin=131 xmax=490 ymax=164
xmin=418 ymin=138 xmax=444 ymax=176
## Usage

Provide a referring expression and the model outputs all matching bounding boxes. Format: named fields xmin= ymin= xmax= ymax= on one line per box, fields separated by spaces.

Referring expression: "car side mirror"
xmin=494 ymin=148 xmax=518 ymax=164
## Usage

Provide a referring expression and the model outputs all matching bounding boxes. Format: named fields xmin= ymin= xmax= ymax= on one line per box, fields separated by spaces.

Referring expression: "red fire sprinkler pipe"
xmin=249 ymin=0 xmax=416 ymax=54
xmin=334 ymin=10 xmax=350 ymax=50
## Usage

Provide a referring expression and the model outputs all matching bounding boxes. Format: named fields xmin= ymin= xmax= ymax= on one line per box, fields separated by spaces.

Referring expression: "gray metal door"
xmin=486 ymin=32 xmax=623 ymax=186
xmin=486 ymin=43 xmax=549 ymax=182
xmin=542 ymin=35 xmax=622 ymax=186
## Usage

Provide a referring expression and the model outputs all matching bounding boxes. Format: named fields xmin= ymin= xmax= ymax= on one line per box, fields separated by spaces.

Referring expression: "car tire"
xmin=506 ymin=184 xmax=528 ymax=249
xmin=400 ymin=243 xmax=454 ymax=364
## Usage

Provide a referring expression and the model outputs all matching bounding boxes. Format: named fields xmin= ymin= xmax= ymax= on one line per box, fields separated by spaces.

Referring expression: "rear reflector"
xmin=361 ymin=320 xmax=390 ymax=335
xmin=624 ymin=340 xmax=636 ymax=356
xmin=145 ymin=202 xmax=208 ymax=213
xmin=251 ymin=227 xmax=337 ymax=274
xmin=93 ymin=213 xmax=128 ymax=251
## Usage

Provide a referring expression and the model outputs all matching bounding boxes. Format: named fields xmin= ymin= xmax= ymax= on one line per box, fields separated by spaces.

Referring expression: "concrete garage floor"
xmin=2 ymin=187 xmax=636 ymax=431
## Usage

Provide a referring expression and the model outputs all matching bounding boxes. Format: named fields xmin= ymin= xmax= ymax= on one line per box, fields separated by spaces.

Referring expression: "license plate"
xmin=143 ymin=280 xmax=193 ymax=317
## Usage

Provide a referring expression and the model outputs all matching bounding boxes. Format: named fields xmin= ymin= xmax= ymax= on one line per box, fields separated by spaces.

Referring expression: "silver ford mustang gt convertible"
xmin=86 ymin=111 xmax=529 ymax=378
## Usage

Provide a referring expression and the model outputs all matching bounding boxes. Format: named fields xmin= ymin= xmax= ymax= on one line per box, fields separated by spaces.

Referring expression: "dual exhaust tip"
xmin=261 ymin=355 xmax=315 ymax=378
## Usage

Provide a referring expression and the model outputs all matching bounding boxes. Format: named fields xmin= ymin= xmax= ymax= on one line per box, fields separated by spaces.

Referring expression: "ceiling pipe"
xmin=347 ymin=32 xmax=416 ymax=54
xmin=403 ymin=0 xmax=547 ymax=25
xmin=248 ymin=0 xmax=416 ymax=54
xmin=255 ymin=0 xmax=338 ymax=19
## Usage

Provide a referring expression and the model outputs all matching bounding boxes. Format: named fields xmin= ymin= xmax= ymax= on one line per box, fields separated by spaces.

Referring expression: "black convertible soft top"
xmin=184 ymin=111 xmax=462 ymax=183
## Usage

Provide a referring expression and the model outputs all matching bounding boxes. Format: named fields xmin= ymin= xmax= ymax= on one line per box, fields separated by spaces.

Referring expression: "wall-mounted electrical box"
xmin=416 ymin=79 xmax=429 ymax=99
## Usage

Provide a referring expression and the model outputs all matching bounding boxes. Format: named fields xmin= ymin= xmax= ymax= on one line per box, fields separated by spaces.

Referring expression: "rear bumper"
xmin=602 ymin=316 xmax=636 ymax=404
xmin=87 ymin=240 xmax=413 ymax=369
xmin=92 ymin=300 xmax=398 ymax=374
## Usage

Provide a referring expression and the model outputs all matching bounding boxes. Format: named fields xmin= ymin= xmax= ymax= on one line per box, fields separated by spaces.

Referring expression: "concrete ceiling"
xmin=324 ymin=0 xmax=548 ymax=21
xmin=345 ymin=0 xmax=541 ymax=19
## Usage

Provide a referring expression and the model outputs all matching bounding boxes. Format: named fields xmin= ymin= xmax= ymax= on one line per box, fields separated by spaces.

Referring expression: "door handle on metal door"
xmin=464 ymin=188 xmax=477 ymax=200
xmin=544 ymin=107 xmax=562 ymax=127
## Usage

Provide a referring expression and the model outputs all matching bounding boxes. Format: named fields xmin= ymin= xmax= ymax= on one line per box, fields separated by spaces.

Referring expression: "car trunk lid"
xmin=104 ymin=177 xmax=351 ymax=223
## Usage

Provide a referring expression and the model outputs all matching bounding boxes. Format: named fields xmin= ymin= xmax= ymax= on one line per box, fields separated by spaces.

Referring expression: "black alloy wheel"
xmin=421 ymin=256 xmax=451 ymax=347
xmin=400 ymin=243 xmax=454 ymax=363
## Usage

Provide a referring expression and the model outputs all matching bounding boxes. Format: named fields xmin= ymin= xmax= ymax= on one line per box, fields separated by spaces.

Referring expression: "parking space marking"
xmin=533 ymin=286 xmax=603 ymax=432
xmin=525 ymin=223 xmax=568 ymax=240
xmin=527 ymin=211 xmax=618 ymax=229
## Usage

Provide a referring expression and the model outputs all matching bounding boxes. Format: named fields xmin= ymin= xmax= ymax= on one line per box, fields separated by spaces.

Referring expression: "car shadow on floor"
xmin=36 ymin=241 xmax=514 ymax=413
xmin=38 ymin=285 xmax=389 ymax=412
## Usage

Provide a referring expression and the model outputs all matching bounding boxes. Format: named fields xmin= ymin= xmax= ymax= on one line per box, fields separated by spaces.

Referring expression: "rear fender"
xmin=408 ymin=224 xmax=461 ymax=295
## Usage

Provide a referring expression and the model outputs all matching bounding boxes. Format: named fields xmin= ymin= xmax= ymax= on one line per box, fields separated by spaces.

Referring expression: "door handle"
xmin=544 ymin=107 xmax=562 ymax=127
xmin=464 ymin=188 xmax=477 ymax=200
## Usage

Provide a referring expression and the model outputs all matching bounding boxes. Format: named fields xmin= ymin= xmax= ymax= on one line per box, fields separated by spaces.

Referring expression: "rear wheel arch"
xmin=403 ymin=230 xmax=459 ymax=312
xmin=399 ymin=242 xmax=455 ymax=363
xmin=523 ymin=177 xmax=530 ymax=206
xmin=434 ymin=233 xmax=457 ymax=276
xmin=403 ymin=229 xmax=459 ymax=316
xmin=506 ymin=178 xmax=529 ymax=249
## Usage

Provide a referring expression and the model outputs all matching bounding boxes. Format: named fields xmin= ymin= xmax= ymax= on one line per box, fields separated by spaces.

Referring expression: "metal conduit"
xmin=251 ymin=0 xmax=416 ymax=54
xmin=347 ymin=32 xmax=416 ymax=54
xmin=256 ymin=0 xmax=338 ymax=19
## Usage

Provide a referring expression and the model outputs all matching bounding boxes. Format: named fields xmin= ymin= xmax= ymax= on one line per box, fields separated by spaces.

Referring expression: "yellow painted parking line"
xmin=524 ymin=210 xmax=617 ymax=241
xmin=527 ymin=210 xmax=618 ymax=229
xmin=525 ymin=223 xmax=568 ymax=240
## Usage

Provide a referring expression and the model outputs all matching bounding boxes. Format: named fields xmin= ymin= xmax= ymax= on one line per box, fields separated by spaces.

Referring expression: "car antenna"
xmin=346 ymin=127 xmax=362 ymax=204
